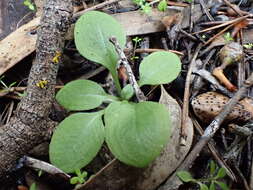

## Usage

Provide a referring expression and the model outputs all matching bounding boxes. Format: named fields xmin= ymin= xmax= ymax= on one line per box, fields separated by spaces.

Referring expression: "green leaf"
xmin=215 ymin=168 xmax=227 ymax=179
xmin=209 ymin=181 xmax=215 ymax=190
xmin=28 ymin=4 xmax=35 ymax=11
xmin=120 ymin=84 xmax=134 ymax=100
xmin=81 ymin=171 xmax=88 ymax=178
xmin=75 ymin=168 xmax=82 ymax=177
xmin=141 ymin=4 xmax=152 ymax=14
xmin=70 ymin=177 xmax=80 ymax=185
xmin=214 ymin=181 xmax=229 ymax=190
xmin=177 ymin=171 xmax=194 ymax=182
xmin=49 ymin=112 xmax=105 ymax=173
xmin=210 ymin=160 xmax=216 ymax=176
xmin=38 ymin=170 xmax=43 ymax=177
xmin=56 ymin=80 xmax=118 ymax=111
xmin=29 ymin=183 xmax=37 ymax=190
xmin=138 ymin=51 xmax=181 ymax=86
xmin=223 ymin=32 xmax=233 ymax=42
xmin=132 ymin=37 xmax=142 ymax=44
xmin=74 ymin=11 xmax=126 ymax=92
xmin=198 ymin=182 xmax=209 ymax=190
xmin=23 ymin=0 xmax=35 ymax=11
xmin=105 ymin=101 xmax=171 ymax=167
xmin=158 ymin=0 xmax=167 ymax=11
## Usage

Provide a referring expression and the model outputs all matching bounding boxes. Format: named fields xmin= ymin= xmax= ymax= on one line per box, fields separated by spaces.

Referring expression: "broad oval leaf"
xmin=138 ymin=51 xmax=181 ymax=86
xmin=74 ymin=11 xmax=126 ymax=91
xmin=56 ymin=79 xmax=117 ymax=111
xmin=49 ymin=112 xmax=105 ymax=173
xmin=105 ymin=101 xmax=171 ymax=167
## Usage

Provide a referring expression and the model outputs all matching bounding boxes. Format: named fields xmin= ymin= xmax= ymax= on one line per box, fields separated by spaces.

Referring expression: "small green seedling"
xmin=157 ymin=0 xmax=168 ymax=12
xmin=49 ymin=11 xmax=181 ymax=173
xmin=243 ymin=43 xmax=253 ymax=49
xmin=0 ymin=75 xmax=26 ymax=97
xmin=0 ymin=75 xmax=17 ymax=95
xmin=177 ymin=161 xmax=229 ymax=190
xmin=131 ymin=36 xmax=142 ymax=60
xmin=132 ymin=36 xmax=143 ymax=44
xmin=0 ymin=76 xmax=16 ymax=90
xmin=223 ymin=32 xmax=234 ymax=43
xmin=132 ymin=0 xmax=152 ymax=13
xmin=70 ymin=169 xmax=88 ymax=187
xmin=131 ymin=56 xmax=139 ymax=60
xmin=23 ymin=0 xmax=36 ymax=11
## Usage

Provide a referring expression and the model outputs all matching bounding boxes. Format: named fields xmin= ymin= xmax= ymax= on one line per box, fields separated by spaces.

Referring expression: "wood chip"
xmin=0 ymin=17 xmax=39 ymax=76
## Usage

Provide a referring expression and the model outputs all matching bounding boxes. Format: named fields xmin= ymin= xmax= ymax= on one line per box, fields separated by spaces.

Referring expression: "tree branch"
xmin=0 ymin=0 xmax=72 ymax=179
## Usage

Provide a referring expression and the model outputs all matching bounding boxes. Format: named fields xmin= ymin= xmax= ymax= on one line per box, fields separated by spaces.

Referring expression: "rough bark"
xmin=0 ymin=0 xmax=72 ymax=179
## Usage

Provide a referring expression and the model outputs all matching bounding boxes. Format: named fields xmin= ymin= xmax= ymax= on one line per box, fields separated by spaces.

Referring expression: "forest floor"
xmin=0 ymin=0 xmax=253 ymax=189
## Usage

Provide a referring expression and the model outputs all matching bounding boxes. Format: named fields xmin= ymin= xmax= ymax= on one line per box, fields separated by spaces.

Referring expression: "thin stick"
xmin=22 ymin=156 xmax=70 ymax=179
xmin=109 ymin=37 xmax=146 ymax=102
xmin=146 ymin=0 xmax=189 ymax=7
xmin=179 ymin=29 xmax=198 ymax=41
xmin=204 ymin=20 xmax=241 ymax=46
xmin=177 ymin=72 xmax=253 ymax=172
xmin=192 ymin=118 xmax=237 ymax=181
xmin=192 ymin=15 xmax=251 ymax=35
xmin=73 ymin=0 xmax=122 ymax=18
xmin=180 ymin=44 xmax=202 ymax=145
xmin=176 ymin=98 xmax=237 ymax=181
xmin=189 ymin=0 xmax=194 ymax=32
xmin=194 ymin=69 xmax=234 ymax=97
xmin=199 ymin=0 xmax=214 ymax=21
xmin=222 ymin=0 xmax=243 ymax=16
xmin=133 ymin=48 xmax=184 ymax=56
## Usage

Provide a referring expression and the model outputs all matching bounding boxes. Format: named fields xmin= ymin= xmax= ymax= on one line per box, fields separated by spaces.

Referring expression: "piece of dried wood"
xmin=114 ymin=8 xmax=181 ymax=36
xmin=0 ymin=17 xmax=40 ymax=76
xmin=0 ymin=8 xmax=181 ymax=76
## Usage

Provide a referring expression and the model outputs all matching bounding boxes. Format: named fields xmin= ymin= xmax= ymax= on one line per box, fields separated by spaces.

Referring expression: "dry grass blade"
xmin=192 ymin=14 xmax=251 ymax=35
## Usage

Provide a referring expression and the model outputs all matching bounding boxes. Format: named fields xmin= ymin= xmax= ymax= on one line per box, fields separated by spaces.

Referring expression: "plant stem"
xmin=109 ymin=37 xmax=146 ymax=102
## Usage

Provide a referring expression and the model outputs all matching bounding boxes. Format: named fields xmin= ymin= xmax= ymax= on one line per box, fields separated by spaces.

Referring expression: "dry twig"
xmin=177 ymin=72 xmax=253 ymax=173
xmin=109 ymin=37 xmax=146 ymax=102
xmin=180 ymin=44 xmax=202 ymax=145
xmin=21 ymin=156 xmax=70 ymax=179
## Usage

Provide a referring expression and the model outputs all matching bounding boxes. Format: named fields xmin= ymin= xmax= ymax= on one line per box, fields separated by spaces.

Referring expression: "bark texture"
xmin=0 ymin=0 xmax=72 ymax=179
